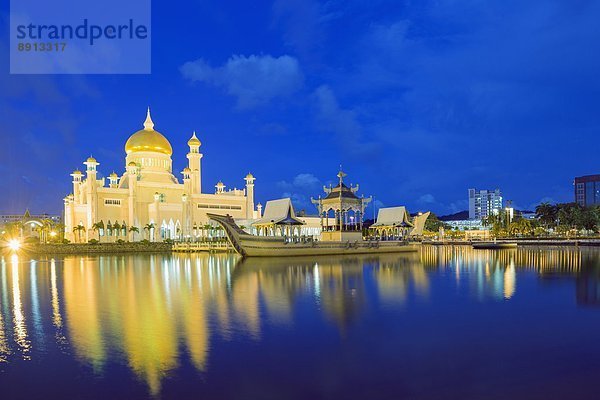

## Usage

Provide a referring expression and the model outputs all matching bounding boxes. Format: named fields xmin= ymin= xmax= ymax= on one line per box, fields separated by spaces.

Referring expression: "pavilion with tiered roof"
xmin=311 ymin=170 xmax=372 ymax=241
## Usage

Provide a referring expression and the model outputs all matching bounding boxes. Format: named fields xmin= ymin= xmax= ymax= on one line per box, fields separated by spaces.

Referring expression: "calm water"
xmin=1 ymin=246 xmax=600 ymax=399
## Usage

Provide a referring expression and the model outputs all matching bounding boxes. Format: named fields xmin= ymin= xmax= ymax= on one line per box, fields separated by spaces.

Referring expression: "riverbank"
xmin=424 ymin=238 xmax=600 ymax=246
xmin=14 ymin=242 xmax=173 ymax=255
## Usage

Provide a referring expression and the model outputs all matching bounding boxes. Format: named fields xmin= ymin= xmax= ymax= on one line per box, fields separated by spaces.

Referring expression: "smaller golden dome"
xmin=72 ymin=169 xmax=83 ymax=175
xmin=216 ymin=181 xmax=225 ymax=187
xmin=188 ymin=131 xmax=201 ymax=147
xmin=128 ymin=161 xmax=137 ymax=167
xmin=245 ymin=172 xmax=254 ymax=180
xmin=182 ymin=167 xmax=191 ymax=172
xmin=110 ymin=172 xmax=118 ymax=178
xmin=86 ymin=156 xmax=97 ymax=163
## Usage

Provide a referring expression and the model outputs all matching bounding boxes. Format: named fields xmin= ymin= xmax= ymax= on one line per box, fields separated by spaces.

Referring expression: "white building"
xmin=64 ymin=109 xmax=259 ymax=243
xmin=444 ymin=219 xmax=485 ymax=231
xmin=468 ymin=188 xmax=503 ymax=220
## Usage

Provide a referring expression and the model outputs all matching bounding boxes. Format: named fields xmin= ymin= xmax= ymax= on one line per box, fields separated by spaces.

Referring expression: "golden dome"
xmin=125 ymin=108 xmax=173 ymax=156
xmin=188 ymin=131 xmax=201 ymax=147
xmin=86 ymin=156 xmax=97 ymax=163
xmin=245 ymin=172 xmax=254 ymax=180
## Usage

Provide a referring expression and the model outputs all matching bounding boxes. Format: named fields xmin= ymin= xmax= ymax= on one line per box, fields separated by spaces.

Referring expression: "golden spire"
xmin=188 ymin=130 xmax=201 ymax=147
xmin=144 ymin=107 xmax=154 ymax=130
xmin=337 ymin=165 xmax=346 ymax=185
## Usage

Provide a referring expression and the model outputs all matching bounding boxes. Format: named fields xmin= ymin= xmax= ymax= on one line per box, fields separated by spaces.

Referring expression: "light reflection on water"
xmin=0 ymin=246 xmax=599 ymax=399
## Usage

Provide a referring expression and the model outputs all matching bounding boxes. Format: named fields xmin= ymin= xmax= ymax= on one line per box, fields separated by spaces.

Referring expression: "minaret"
xmin=182 ymin=167 xmax=192 ymax=193
xmin=64 ymin=195 xmax=73 ymax=241
xmin=109 ymin=172 xmax=119 ymax=188
xmin=181 ymin=193 xmax=191 ymax=239
xmin=71 ymin=169 xmax=83 ymax=204
xmin=126 ymin=162 xmax=138 ymax=240
xmin=244 ymin=173 xmax=255 ymax=219
xmin=83 ymin=156 xmax=99 ymax=240
xmin=187 ymin=131 xmax=202 ymax=194
xmin=153 ymin=192 xmax=160 ymax=242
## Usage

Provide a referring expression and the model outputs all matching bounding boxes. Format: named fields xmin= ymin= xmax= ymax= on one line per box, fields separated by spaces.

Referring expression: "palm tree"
xmin=203 ymin=223 xmax=212 ymax=240
xmin=91 ymin=221 xmax=104 ymax=242
xmin=535 ymin=202 xmax=558 ymax=228
xmin=52 ymin=222 xmax=65 ymax=242
xmin=113 ymin=222 xmax=121 ymax=237
xmin=144 ymin=223 xmax=155 ymax=241
xmin=5 ymin=221 xmax=23 ymax=238
xmin=129 ymin=226 xmax=139 ymax=241
xmin=73 ymin=224 xmax=85 ymax=243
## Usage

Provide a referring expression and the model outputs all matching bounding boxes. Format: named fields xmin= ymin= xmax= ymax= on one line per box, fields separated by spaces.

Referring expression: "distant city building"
xmin=468 ymin=188 xmax=503 ymax=220
xmin=574 ymin=175 xmax=600 ymax=207
xmin=445 ymin=219 xmax=485 ymax=231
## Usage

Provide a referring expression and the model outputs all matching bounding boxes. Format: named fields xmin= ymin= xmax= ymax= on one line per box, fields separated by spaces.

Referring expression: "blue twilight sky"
xmin=1 ymin=0 xmax=599 ymax=216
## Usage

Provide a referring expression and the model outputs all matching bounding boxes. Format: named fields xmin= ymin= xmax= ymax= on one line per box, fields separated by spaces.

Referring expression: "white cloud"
xmin=418 ymin=194 xmax=436 ymax=204
xmin=180 ymin=54 xmax=303 ymax=109
xmin=293 ymin=173 xmax=320 ymax=189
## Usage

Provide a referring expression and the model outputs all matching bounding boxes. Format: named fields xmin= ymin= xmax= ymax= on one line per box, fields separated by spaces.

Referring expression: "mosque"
xmin=63 ymin=109 xmax=259 ymax=242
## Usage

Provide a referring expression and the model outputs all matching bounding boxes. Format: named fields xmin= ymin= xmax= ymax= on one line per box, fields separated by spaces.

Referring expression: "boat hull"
xmin=239 ymin=237 xmax=420 ymax=257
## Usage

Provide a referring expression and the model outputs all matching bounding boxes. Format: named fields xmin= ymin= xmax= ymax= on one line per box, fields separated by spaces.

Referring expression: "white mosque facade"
xmin=63 ymin=109 xmax=259 ymax=242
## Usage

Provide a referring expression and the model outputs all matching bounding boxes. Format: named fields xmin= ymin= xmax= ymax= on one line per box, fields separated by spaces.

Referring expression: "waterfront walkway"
xmin=172 ymin=241 xmax=232 ymax=253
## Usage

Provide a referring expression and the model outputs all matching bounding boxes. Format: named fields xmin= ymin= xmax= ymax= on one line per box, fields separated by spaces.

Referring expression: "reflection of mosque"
xmin=3 ymin=248 xmax=598 ymax=395
xmin=0 ymin=252 xmax=427 ymax=396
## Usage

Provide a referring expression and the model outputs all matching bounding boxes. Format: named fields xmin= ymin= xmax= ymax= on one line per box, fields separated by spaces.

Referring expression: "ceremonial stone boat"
xmin=207 ymin=213 xmax=419 ymax=257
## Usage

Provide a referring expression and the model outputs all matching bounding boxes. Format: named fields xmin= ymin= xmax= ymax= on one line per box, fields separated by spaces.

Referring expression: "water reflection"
xmin=0 ymin=246 xmax=599 ymax=396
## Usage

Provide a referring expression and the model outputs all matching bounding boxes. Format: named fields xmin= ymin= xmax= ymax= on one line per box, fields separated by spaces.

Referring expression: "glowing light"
xmin=8 ymin=240 xmax=21 ymax=251
xmin=50 ymin=231 xmax=57 ymax=237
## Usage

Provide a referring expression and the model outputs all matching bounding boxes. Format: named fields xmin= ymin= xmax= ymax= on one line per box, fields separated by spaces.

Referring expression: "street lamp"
xmin=8 ymin=239 xmax=21 ymax=251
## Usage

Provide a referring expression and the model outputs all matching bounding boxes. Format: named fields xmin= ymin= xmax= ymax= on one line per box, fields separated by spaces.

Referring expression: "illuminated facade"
xmin=574 ymin=174 xmax=600 ymax=207
xmin=468 ymin=188 xmax=503 ymax=220
xmin=63 ymin=109 xmax=259 ymax=242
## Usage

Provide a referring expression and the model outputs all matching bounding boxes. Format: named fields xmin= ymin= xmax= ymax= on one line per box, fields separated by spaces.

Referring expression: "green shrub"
xmin=163 ymin=238 xmax=174 ymax=245
xmin=116 ymin=239 xmax=126 ymax=244
xmin=140 ymin=239 xmax=151 ymax=244
xmin=88 ymin=239 xmax=99 ymax=244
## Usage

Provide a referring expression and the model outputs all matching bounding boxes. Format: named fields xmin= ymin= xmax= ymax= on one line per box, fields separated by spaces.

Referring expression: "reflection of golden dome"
xmin=125 ymin=108 xmax=173 ymax=156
